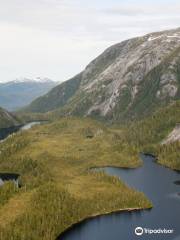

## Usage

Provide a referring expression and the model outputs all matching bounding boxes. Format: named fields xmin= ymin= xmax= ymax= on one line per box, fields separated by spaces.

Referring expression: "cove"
xmin=58 ymin=154 xmax=180 ymax=240
xmin=0 ymin=125 xmax=22 ymax=141
xmin=0 ymin=121 xmax=43 ymax=141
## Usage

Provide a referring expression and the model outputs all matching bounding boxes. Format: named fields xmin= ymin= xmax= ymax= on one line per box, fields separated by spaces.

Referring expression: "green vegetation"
xmin=0 ymin=182 xmax=20 ymax=206
xmin=156 ymin=141 xmax=180 ymax=170
xmin=0 ymin=118 xmax=151 ymax=240
xmin=16 ymin=112 xmax=50 ymax=123
xmin=116 ymin=100 xmax=180 ymax=170
xmin=0 ymin=95 xmax=179 ymax=240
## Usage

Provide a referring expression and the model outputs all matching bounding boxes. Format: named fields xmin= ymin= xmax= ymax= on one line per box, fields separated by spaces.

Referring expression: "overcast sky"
xmin=0 ymin=0 xmax=180 ymax=82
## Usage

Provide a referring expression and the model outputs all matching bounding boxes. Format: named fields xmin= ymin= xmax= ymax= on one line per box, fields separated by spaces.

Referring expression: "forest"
xmin=0 ymin=118 xmax=152 ymax=240
xmin=0 ymin=100 xmax=179 ymax=239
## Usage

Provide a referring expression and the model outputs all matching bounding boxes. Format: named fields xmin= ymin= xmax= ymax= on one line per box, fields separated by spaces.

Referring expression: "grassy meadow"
xmin=0 ymin=118 xmax=152 ymax=240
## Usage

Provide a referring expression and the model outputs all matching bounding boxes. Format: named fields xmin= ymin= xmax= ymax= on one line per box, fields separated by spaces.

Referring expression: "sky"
xmin=0 ymin=0 xmax=180 ymax=83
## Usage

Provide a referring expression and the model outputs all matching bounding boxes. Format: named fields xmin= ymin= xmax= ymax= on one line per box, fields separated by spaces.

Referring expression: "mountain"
xmin=24 ymin=74 xmax=82 ymax=114
xmin=0 ymin=107 xmax=20 ymax=128
xmin=25 ymin=28 xmax=180 ymax=122
xmin=0 ymin=78 xmax=57 ymax=111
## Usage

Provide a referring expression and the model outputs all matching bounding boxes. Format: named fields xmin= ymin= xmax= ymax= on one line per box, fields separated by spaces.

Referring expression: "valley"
xmin=0 ymin=27 xmax=179 ymax=240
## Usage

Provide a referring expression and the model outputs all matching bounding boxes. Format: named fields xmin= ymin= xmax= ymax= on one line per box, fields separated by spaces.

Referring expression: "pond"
xmin=0 ymin=173 xmax=20 ymax=187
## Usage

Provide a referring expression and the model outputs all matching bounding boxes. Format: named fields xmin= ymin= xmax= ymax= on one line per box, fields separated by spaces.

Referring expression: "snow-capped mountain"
xmin=4 ymin=77 xmax=56 ymax=84
xmin=0 ymin=78 xmax=58 ymax=111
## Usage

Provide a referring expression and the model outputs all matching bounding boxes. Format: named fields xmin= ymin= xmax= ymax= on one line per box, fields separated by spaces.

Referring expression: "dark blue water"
xmin=0 ymin=125 xmax=22 ymax=140
xmin=0 ymin=121 xmax=42 ymax=141
xmin=0 ymin=173 xmax=20 ymax=187
xmin=58 ymin=154 xmax=180 ymax=240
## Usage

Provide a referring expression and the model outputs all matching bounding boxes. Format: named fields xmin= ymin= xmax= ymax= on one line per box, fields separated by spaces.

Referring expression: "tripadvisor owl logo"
xmin=135 ymin=227 xmax=144 ymax=236
xmin=134 ymin=226 xmax=174 ymax=236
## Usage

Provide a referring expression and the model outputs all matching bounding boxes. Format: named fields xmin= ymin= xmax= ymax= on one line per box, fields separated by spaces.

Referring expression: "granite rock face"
xmin=26 ymin=28 xmax=180 ymax=122
xmin=162 ymin=125 xmax=180 ymax=144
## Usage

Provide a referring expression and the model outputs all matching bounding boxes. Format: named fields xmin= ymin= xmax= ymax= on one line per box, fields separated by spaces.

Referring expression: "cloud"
xmin=103 ymin=6 xmax=146 ymax=16
xmin=0 ymin=0 xmax=180 ymax=82
xmin=0 ymin=0 xmax=98 ymax=34
xmin=103 ymin=4 xmax=180 ymax=17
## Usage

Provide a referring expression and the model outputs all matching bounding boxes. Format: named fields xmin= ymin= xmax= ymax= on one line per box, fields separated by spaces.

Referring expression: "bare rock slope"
xmin=25 ymin=28 xmax=180 ymax=122
xmin=162 ymin=124 xmax=180 ymax=144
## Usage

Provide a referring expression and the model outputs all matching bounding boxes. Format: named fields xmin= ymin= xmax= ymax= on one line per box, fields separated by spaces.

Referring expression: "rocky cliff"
xmin=25 ymin=28 xmax=180 ymax=122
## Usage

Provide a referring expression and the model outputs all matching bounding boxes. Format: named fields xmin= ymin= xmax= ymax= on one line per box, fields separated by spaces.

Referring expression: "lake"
xmin=58 ymin=154 xmax=180 ymax=240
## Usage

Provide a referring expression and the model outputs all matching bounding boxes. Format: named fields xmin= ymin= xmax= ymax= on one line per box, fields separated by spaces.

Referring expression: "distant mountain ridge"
xmin=24 ymin=73 xmax=82 ymax=113
xmin=25 ymin=28 xmax=180 ymax=122
xmin=0 ymin=78 xmax=57 ymax=111
xmin=3 ymin=77 xmax=55 ymax=84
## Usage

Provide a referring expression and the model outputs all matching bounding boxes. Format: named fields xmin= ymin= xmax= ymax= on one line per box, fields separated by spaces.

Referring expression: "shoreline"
xmin=57 ymin=153 xmax=171 ymax=239
xmin=57 ymin=206 xmax=152 ymax=239
xmin=143 ymin=151 xmax=180 ymax=172
xmin=89 ymin=163 xmax=142 ymax=171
